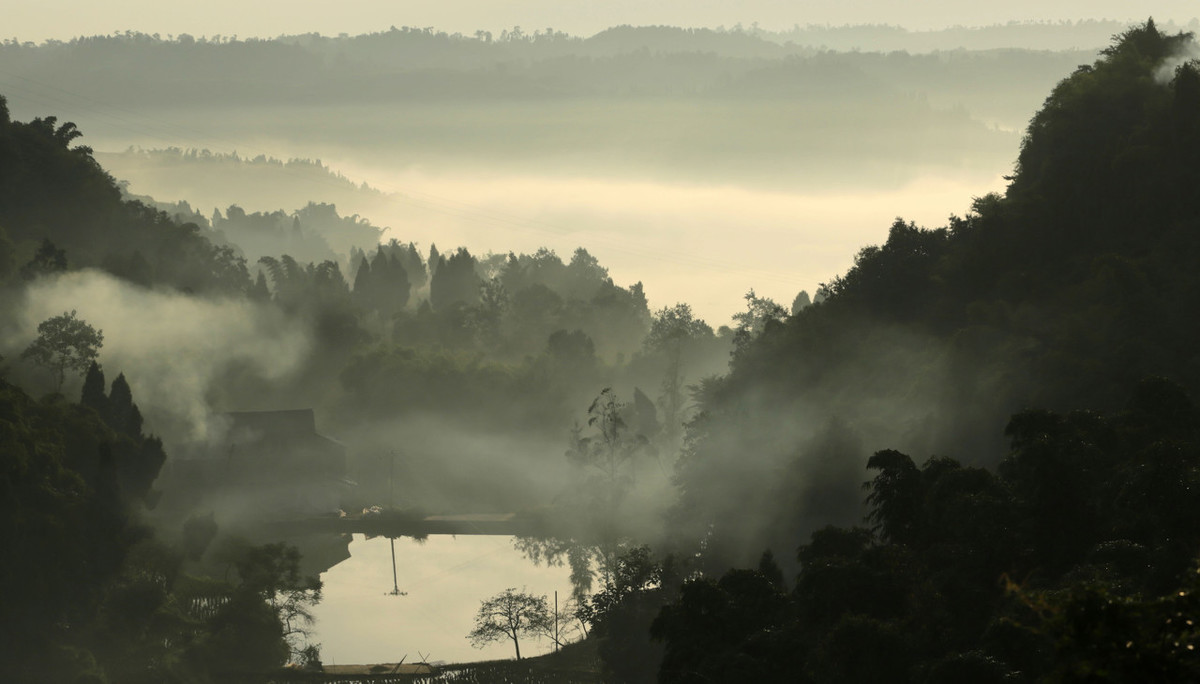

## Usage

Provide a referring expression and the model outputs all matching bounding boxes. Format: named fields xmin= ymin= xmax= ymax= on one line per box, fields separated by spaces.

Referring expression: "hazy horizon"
xmin=5 ymin=1 xmax=1197 ymax=43
xmin=0 ymin=20 xmax=1042 ymax=325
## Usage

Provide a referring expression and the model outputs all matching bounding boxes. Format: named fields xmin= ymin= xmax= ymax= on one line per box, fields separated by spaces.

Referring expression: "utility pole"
xmin=389 ymin=537 xmax=400 ymax=595
xmin=554 ymin=590 xmax=559 ymax=653
xmin=387 ymin=450 xmax=404 ymax=596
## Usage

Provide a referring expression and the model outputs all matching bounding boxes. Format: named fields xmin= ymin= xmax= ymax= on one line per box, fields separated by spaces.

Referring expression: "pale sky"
xmin=5 ymin=0 xmax=1197 ymax=42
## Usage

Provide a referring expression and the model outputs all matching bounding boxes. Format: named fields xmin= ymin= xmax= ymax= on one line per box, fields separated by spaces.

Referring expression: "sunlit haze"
xmin=5 ymin=0 xmax=1198 ymax=41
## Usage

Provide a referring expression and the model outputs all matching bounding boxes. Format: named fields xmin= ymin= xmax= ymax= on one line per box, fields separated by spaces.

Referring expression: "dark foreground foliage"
xmin=647 ymin=379 xmax=1200 ymax=683
xmin=580 ymin=21 xmax=1200 ymax=684
xmin=0 ymin=370 xmax=321 ymax=683
xmin=674 ymin=17 xmax=1200 ymax=579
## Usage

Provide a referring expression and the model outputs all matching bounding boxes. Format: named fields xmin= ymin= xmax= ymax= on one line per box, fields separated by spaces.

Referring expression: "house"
xmin=166 ymin=408 xmax=353 ymax=522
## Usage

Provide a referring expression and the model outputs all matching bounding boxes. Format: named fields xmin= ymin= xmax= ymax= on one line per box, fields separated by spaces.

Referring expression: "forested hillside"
xmin=663 ymin=20 xmax=1200 ymax=567
xmin=0 ymin=363 xmax=331 ymax=681
xmin=620 ymin=20 xmax=1200 ymax=684
xmin=3 ymin=17 xmax=1200 ymax=684
xmin=0 ymin=99 xmax=250 ymax=293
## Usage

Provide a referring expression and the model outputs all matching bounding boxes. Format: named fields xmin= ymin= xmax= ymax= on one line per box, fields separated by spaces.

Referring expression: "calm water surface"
xmin=310 ymin=534 xmax=576 ymax=666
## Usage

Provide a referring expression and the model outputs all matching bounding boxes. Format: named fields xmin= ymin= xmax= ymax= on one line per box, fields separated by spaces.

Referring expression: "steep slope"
xmin=0 ymin=96 xmax=249 ymax=293
xmin=675 ymin=20 xmax=1200 ymax=568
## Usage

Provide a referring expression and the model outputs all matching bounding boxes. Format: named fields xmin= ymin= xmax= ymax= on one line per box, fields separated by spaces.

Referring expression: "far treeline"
xmin=9 ymin=19 xmax=1186 ymax=114
xmin=14 ymin=20 xmax=1144 ymax=190
xmin=0 ymin=21 xmax=1108 ymax=131
xmin=3 ymin=18 xmax=1200 ymax=684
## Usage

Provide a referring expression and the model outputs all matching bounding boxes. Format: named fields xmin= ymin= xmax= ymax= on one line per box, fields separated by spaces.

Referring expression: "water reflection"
xmin=311 ymin=534 xmax=576 ymax=666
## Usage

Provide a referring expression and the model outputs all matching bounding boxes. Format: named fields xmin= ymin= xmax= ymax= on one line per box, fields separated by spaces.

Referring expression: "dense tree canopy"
xmin=670 ymin=20 xmax=1200 ymax=576
xmin=6 ymin=18 xmax=1200 ymax=684
xmin=649 ymin=378 xmax=1200 ymax=683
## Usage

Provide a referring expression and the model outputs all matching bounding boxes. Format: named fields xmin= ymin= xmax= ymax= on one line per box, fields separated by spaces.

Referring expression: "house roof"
xmin=224 ymin=409 xmax=317 ymax=437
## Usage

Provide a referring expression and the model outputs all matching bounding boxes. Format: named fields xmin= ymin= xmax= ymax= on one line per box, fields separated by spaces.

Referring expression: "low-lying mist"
xmin=100 ymin=151 xmax=1005 ymax=325
xmin=339 ymin=168 xmax=1007 ymax=325
xmin=342 ymin=410 xmax=675 ymax=524
xmin=6 ymin=270 xmax=313 ymax=443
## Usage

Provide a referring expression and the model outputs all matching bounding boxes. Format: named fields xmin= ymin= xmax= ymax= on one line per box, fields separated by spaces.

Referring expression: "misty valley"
xmin=5 ymin=16 xmax=1200 ymax=684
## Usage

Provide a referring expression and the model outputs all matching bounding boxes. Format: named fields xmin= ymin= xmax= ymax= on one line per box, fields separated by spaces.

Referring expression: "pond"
xmin=310 ymin=534 xmax=578 ymax=667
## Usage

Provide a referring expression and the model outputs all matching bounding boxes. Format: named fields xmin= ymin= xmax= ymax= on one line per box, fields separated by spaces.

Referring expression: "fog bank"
xmin=9 ymin=270 xmax=312 ymax=442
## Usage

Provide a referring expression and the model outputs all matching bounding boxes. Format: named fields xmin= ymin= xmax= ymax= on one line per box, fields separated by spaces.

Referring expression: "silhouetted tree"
xmin=471 ymin=277 xmax=509 ymax=348
xmin=864 ymin=449 xmax=921 ymax=545
xmin=791 ymin=289 xmax=812 ymax=314
xmin=644 ymin=303 xmax=713 ymax=445
xmin=21 ymin=309 xmax=103 ymax=390
xmin=107 ymin=373 xmax=144 ymax=438
xmin=250 ymin=270 xmax=271 ymax=300
xmin=80 ymin=361 xmax=107 ymax=414
xmin=468 ymin=588 xmax=552 ymax=660
xmin=19 ymin=238 xmax=67 ymax=280
xmin=430 ymin=247 xmax=480 ymax=310
xmin=730 ymin=289 xmax=786 ymax=353
xmin=351 ymin=252 xmax=372 ymax=301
